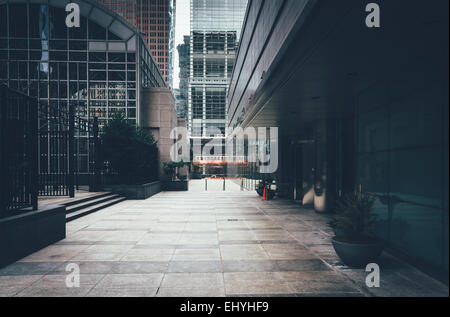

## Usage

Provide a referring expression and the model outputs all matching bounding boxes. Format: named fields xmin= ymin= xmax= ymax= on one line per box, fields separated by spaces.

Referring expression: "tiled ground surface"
xmin=0 ymin=180 xmax=448 ymax=297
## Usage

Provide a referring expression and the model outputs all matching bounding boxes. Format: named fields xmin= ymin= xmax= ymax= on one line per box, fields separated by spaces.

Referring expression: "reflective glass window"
xmin=89 ymin=21 xmax=106 ymax=40
xmin=9 ymin=4 xmax=28 ymax=38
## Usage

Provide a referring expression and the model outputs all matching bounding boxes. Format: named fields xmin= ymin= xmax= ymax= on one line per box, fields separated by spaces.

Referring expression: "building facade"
xmin=95 ymin=0 xmax=138 ymax=25
xmin=0 ymin=0 xmax=166 ymax=173
xmin=96 ymin=0 xmax=176 ymax=87
xmin=176 ymin=35 xmax=189 ymax=118
xmin=188 ymin=0 xmax=247 ymax=139
xmin=228 ymin=0 xmax=449 ymax=281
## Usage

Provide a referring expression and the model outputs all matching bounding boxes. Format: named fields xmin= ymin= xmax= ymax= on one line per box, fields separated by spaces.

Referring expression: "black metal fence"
xmin=0 ymin=85 xmax=38 ymax=215
xmin=37 ymin=96 xmax=100 ymax=197
xmin=1 ymin=85 xmax=100 ymax=217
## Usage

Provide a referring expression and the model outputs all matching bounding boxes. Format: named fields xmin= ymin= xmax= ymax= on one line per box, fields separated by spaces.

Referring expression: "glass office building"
xmin=188 ymin=0 xmax=248 ymax=138
xmin=176 ymin=35 xmax=190 ymax=119
xmin=96 ymin=0 xmax=175 ymax=87
xmin=0 ymin=0 xmax=166 ymax=173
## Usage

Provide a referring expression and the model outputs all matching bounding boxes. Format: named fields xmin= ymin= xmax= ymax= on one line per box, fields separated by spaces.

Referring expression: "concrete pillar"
xmin=140 ymin=88 xmax=182 ymax=182
xmin=313 ymin=119 xmax=337 ymax=213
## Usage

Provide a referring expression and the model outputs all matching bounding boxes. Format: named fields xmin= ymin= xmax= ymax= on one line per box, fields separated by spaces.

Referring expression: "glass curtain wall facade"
xmin=0 ymin=0 xmax=165 ymax=173
xmin=96 ymin=0 xmax=138 ymax=25
xmin=176 ymin=35 xmax=189 ymax=118
xmin=96 ymin=0 xmax=174 ymax=86
xmin=357 ymin=70 xmax=449 ymax=271
xmin=188 ymin=0 xmax=247 ymax=139
xmin=168 ymin=0 xmax=175 ymax=89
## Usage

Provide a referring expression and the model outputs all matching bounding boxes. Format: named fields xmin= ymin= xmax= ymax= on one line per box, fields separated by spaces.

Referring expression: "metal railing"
xmin=37 ymin=98 xmax=100 ymax=197
xmin=0 ymin=85 xmax=101 ymax=217
xmin=0 ymin=85 xmax=38 ymax=215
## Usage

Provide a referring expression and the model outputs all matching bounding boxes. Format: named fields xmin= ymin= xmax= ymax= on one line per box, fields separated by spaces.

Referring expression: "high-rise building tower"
xmin=176 ymin=35 xmax=190 ymax=118
xmin=188 ymin=0 xmax=248 ymax=139
xmin=96 ymin=0 xmax=175 ymax=87
xmin=168 ymin=0 xmax=176 ymax=89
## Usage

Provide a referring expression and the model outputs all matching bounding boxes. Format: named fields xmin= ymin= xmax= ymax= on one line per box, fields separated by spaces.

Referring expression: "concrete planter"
xmin=190 ymin=173 xmax=203 ymax=180
xmin=163 ymin=180 xmax=189 ymax=191
xmin=105 ymin=181 xmax=161 ymax=200
xmin=332 ymin=237 xmax=384 ymax=268
xmin=0 ymin=205 xmax=66 ymax=268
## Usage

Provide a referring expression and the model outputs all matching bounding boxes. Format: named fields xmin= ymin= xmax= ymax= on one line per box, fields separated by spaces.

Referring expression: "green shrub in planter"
xmin=101 ymin=114 xmax=159 ymax=185
xmin=164 ymin=161 xmax=189 ymax=181
xmin=330 ymin=191 xmax=376 ymax=242
xmin=329 ymin=189 xmax=384 ymax=267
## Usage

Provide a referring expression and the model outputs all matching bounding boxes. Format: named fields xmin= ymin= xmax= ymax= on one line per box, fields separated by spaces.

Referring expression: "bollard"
xmin=241 ymin=178 xmax=244 ymax=191
xmin=223 ymin=178 xmax=226 ymax=191
xmin=205 ymin=179 xmax=208 ymax=191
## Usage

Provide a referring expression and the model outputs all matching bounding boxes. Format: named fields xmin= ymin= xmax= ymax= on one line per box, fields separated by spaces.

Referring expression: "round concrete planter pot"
xmin=331 ymin=237 xmax=384 ymax=268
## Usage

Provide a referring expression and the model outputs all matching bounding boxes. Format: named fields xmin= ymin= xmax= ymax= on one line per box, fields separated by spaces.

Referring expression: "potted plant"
xmin=101 ymin=114 xmax=159 ymax=185
xmin=329 ymin=188 xmax=384 ymax=268
xmin=191 ymin=164 xmax=202 ymax=179
xmin=163 ymin=161 xmax=189 ymax=191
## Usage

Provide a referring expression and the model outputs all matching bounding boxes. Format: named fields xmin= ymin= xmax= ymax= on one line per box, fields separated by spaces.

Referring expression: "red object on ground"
xmin=263 ymin=187 xmax=267 ymax=201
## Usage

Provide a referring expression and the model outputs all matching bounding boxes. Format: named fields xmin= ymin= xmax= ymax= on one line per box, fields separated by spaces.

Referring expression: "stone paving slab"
xmin=0 ymin=180 xmax=448 ymax=297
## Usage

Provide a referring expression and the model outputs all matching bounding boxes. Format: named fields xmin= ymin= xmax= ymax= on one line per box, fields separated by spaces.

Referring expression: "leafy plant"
xmin=329 ymin=189 xmax=376 ymax=242
xmin=163 ymin=161 xmax=189 ymax=181
xmin=192 ymin=164 xmax=200 ymax=173
xmin=101 ymin=114 xmax=159 ymax=185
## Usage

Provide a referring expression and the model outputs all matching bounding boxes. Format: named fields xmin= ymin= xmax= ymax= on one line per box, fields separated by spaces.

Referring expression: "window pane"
xmin=108 ymin=53 xmax=125 ymax=63
xmin=69 ymin=16 xmax=87 ymax=39
xmin=59 ymin=82 xmax=67 ymax=98
xmin=69 ymin=41 xmax=87 ymax=51
xmin=58 ymin=62 xmax=67 ymax=80
xmin=88 ymin=21 xmax=106 ymax=40
xmin=89 ymin=52 xmax=106 ymax=62
xmin=39 ymin=82 xmax=48 ymax=98
xmin=127 ymin=53 xmax=136 ymax=62
xmin=50 ymin=7 xmax=67 ymax=39
xmin=50 ymin=51 xmax=67 ymax=61
xmin=69 ymin=52 xmax=87 ymax=61
xmin=79 ymin=64 xmax=87 ymax=80
xmin=0 ymin=5 xmax=7 ymax=37
xmin=50 ymin=40 xmax=67 ymax=50
xmin=10 ymin=50 xmax=28 ymax=60
xmin=69 ymin=63 xmax=77 ymax=80
xmin=90 ymin=71 xmax=106 ymax=81
xmin=109 ymin=64 xmax=125 ymax=70
xmin=9 ymin=4 xmax=28 ymax=38
xmin=0 ymin=61 xmax=6 ymax=78
xmin=10 ymin=39 xmax=27 ymax=49
xmin=109 ymin=71 xmax=126 ymax=81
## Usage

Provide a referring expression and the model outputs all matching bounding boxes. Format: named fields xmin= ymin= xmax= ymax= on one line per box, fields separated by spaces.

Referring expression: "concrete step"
xmin=66 ymin=194 xmax=122 ymax=214
xmin=66 ymin=197 xmax=127 ymax=222
xmin=60 ymin=192 xmax=114 ymax=207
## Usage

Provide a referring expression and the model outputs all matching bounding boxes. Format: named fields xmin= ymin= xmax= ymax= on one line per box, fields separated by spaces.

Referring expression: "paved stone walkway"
xmin=0 ymin=180 xmax=448 ymax=297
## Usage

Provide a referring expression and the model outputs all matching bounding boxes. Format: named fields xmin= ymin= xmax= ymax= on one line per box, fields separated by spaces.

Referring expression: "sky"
xmin=173 ymin=0 xmax=190 ymax=89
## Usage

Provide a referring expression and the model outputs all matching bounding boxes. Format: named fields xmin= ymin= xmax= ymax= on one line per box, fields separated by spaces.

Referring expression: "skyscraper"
xmin=188 ymin=0 xmax=248 ymax=139
xmin=95 ymin=0 xmax=138 ymax=25
xmin=176 ymin=35 xmax=190 ymax=118
xmin=96 ymin=0 xmax=176 ymax=87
